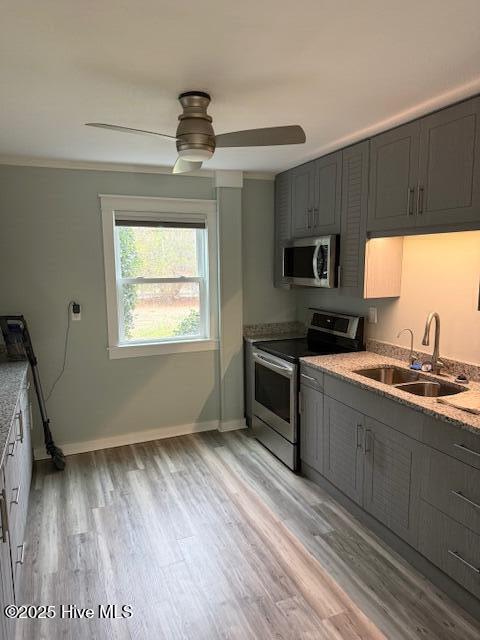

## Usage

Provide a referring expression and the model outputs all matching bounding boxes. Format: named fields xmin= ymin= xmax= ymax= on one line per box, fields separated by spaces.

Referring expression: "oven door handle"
xmin=253 ymin=353 xmax=294 ymax=377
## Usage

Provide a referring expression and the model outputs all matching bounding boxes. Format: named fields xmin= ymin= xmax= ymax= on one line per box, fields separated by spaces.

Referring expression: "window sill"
xmin=108 ymin=338 xmax=219 ymax=359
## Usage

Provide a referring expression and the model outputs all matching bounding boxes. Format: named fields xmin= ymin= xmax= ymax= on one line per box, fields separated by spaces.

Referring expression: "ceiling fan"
xmin=85 ymin=91 xmax=306 ymax=174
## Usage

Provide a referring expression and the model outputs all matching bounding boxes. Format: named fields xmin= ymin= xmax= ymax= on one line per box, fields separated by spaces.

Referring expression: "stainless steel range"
xmin=252 ymin=309 xmax=364 ymax=470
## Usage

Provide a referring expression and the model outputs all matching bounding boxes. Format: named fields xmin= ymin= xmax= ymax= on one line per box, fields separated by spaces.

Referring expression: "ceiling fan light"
xmin=178 ymin=148 xmax=213 ymax=162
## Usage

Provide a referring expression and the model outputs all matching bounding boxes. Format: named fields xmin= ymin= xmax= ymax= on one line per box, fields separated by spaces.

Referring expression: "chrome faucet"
xmin=421 ymin=312 xmax=444 ymax=374
xmin=397 ymin=328 xmax=415 ymax=365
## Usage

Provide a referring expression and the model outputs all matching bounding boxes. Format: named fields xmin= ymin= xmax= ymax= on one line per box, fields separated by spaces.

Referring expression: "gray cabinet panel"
xmin=421 ymin=446 xmax=480 ymax=535
xmin=417 ymin=98 xmax=480 ymax=227
xmin=323 ymin=396 xmax=364 ymax=505
xmin=291 ymin=162 xmax=314 ymax=237
xmin=313 ymin=151 xmax=342 ymax=233
xmin=368 ymin=121 xmax=420 ymax=231
xmin=274 ymin=172 xmax=292 ymax=288
xmin=300 ymin=383 xmax=324 ymax=473
xmin=339 ymin=142 xmax=369 ymax=295
xmin=419 ymin=501 xmax=480 ymax=600
xmin=0 ymin=475 xmax=15 ymax=640
xmin=363 ymin=416 xmax=421 ymax=547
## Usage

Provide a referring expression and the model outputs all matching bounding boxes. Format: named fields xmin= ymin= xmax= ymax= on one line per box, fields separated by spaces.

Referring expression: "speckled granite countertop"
xmin=0 ymin=360 xmax=29 ymax=466
xmin=301 ymin=351 xmax=480 ymax=435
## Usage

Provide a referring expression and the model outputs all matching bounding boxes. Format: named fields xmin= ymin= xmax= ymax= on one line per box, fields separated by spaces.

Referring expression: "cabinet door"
xmin=0 ymin=475 xmax=15 ymax=639
xmin=363 ymin=417 xmax=422 ymax=547
xmin=312 ymin=151 xmax=342 ymax=233
xmin=368 ymin=121 xmax=420 ymax=231
xmin=339 ymin=141 xmax=369 ymax=296
xmin=323 ymin=396 xmax=364 ymax=505
xmin=417 ymin=98 xmax=480 ymax=227
xmin=300 ymin=384 xmax=324 ymax=473
xmin=291 ymin=162 xmax=314 ymax=237
xmin=274 ymin=171 xmax=292 ymax=288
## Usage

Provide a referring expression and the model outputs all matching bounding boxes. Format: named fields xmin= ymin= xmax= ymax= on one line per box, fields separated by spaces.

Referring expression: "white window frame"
xmin=100 ymin=195 xmax=219 ymax=358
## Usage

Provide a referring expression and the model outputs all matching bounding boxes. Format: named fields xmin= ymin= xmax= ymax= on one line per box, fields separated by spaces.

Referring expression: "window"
xmin=100 ymin=195 xmax=218 ymax=358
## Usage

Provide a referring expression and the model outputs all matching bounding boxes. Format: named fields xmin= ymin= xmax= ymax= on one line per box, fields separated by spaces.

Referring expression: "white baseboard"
xmin=33 ymin=420 xmax=220 ymax=460
xmin=218 ymin=419 xmax=247 ymax=432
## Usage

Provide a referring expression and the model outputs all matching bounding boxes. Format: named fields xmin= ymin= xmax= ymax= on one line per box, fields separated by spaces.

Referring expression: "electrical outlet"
xmin=368 ymin=307 xmax=378 ymax=324
xmin=71 ymin=302 xmax=81 ymax=321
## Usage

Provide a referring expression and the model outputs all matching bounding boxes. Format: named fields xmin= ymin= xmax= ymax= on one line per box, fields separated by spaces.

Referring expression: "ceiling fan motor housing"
xmin=176 ymin=92 xmax=215 ymax=160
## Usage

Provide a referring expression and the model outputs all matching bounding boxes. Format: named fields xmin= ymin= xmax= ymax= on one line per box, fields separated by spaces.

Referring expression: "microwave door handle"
xmin=312 ymin=244 xmax=321 ymax=281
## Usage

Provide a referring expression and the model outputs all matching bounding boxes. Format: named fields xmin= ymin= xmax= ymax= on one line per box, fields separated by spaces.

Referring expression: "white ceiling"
xmin=1 ymin=0 xmax=480 ymax=173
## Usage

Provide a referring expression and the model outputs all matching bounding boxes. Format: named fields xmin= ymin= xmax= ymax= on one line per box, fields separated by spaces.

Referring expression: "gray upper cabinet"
xmin=363 ymin=416 xmax=422 ymax=547
xmin=323 ymin=396 xmax=364 ymax=505
xmin=417 ymin=98 xmax=480 ymax=228
xmin=339 ymin=141 xmax=369 ymax=296
xmin=368 ymin=121 xmax=420 ymax=232
xmin=291 ymin=152 xmax=342 ymax=238
xmin=368 ymin=97 xmax=480 ymax=233
xmin=273 ymin=171 xmax=292 ymax=288
xmin=291 ymin=161 xmax=314 ymax=237
xmin=312 ymin=152 xmax=342 ymax=234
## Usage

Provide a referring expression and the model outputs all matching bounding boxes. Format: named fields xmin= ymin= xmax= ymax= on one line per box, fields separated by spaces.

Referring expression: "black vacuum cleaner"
xmin=0 ymin=316 xmax=66 ymax=470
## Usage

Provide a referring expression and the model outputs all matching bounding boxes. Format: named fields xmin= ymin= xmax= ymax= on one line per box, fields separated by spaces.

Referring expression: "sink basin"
xmin=355 ymin=366 xmax=420 ymax=385
xmin=395 ymin=381 xmax=465 ymax=397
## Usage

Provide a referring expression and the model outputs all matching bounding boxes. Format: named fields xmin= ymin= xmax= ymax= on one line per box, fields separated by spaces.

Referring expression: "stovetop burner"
xmin=253 ymin=309 xmax=365 ymax=363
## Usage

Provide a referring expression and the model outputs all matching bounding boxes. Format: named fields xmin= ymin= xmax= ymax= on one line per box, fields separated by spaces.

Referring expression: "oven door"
xmin=252 ymin=349 xmax=297 ymax=442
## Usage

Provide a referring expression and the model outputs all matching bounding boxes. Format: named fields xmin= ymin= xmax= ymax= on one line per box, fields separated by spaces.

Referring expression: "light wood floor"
xmin=17 ymin=430 xmax=480 ymax=639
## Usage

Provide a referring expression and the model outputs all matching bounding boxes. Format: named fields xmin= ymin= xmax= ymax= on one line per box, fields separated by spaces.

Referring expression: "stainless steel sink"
xmin=355 ymin=366 xmax=420 ymax=385
xmin=395 ymin=381 xmax=465 ymax=397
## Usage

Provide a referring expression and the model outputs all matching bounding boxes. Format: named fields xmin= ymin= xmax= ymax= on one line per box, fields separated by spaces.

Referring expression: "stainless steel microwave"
xmin=282 ymin=235 xmax=338 ymax=288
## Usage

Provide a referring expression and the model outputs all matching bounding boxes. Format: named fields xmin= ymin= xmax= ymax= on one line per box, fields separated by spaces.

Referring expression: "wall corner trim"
xmin=214 ymin=170 xmax=244 ymax=189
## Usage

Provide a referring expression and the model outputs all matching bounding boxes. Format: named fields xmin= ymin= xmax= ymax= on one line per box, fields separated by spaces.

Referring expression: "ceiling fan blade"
xmin=172 ymin=157 xmax=203 ymax=174
xmin=215 ymin=125 xmax=305 ymax=148
xmin=85 ymin=123 xmax=177 ymax=140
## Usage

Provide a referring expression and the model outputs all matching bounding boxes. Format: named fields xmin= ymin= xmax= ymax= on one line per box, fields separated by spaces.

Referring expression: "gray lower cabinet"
xmin=0 ymin=480 xmax=15 ymax=640
xmin=419 ymin=501 xmax=480 ymax=601
xmin=0 ymin=379 xmax=33 ymax=638
xmin=299 ymin=382 xmax=324 ymax=473
xmin=363 ymin=416 xmax=422 ymax=547
xmin=323 ymin=396 xmax=364 ymax=505
xmin=368 ymin=120 xmax=420 ymax=232
xmin=301 ymin=372 xmax=480 ymax=609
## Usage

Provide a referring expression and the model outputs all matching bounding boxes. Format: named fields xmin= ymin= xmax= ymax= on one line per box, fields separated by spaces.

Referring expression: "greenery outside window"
xmin=100 ymin=195 xmax=218 ymax=358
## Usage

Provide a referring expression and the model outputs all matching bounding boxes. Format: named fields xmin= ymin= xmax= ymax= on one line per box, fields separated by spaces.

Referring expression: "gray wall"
xmin=242 ymin=178 xmax=297 ymax=325
xmin=0 ymin=166 xmax=276 ymax=449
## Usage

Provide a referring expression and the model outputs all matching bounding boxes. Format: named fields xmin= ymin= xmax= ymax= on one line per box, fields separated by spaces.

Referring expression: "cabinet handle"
xmin=337 ymin=265 xmax=342 ymax=289
xmin=363 ymin=428 xmax=372 ymax=454
xmin=7 ymin=440 xmax=16 ymax=458
xmin=448 ymin=549 xmax=480 ymax=574
xmin=306 ymin=207 xmax=313 ymax=229
xmin=313 ymin=206 xmax=319 ymax=228
xmin=453 ymin=443 xmax=480 ymax=459
xmin=451 ymin=490 xmax=480 ymax=512
xmin=16 ymin=410 xmax=24 ymax=443
xmin=16 ymin=543 xmax=25 ymax=565
xmin=0 ymin=490 xmax=9 ymax=543
xmin=417 ymin=185 xmax=424 ymax=214
xmin=356 ymin=424 xmax=364 ymax=449
xmin=407 ymin=187 xmax=415 ymax=215
xmin=301 ymin=373 xmax=316 ymax=383
xmin=11 ymin=484 xmax=21 ymax=506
